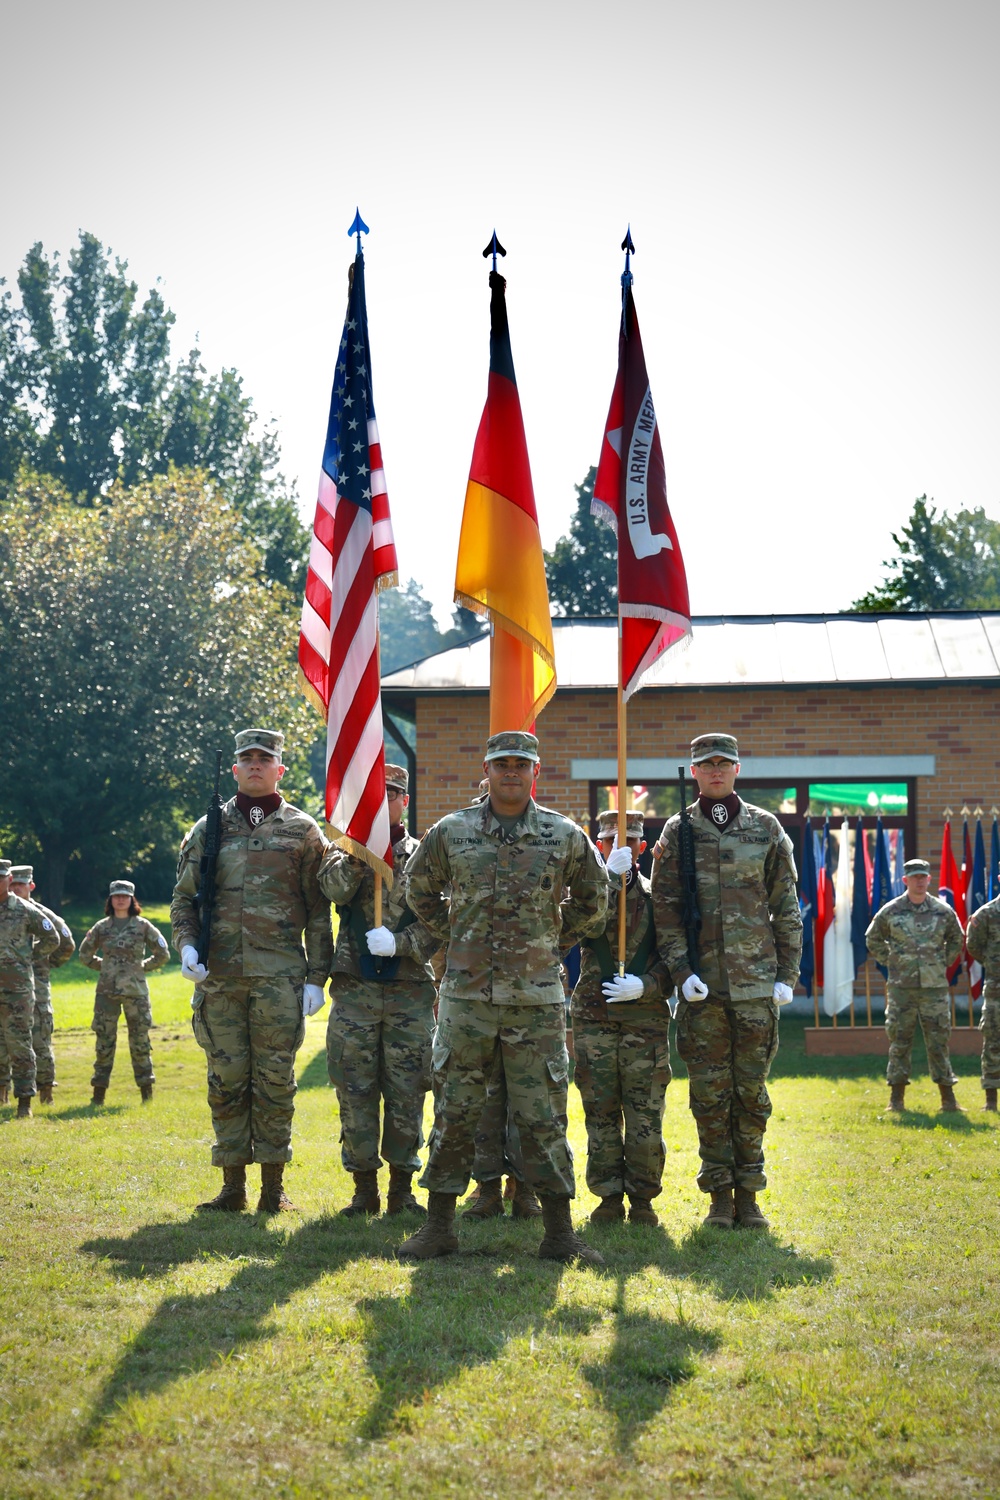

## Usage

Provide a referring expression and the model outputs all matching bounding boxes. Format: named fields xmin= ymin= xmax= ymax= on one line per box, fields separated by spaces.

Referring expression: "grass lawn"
xmin=0 ymin=1016 xmax=997 ymax=1499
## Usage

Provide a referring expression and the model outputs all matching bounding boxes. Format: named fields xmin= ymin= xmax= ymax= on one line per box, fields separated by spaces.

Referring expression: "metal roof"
xmin=381 ymin=613 xmax=1000 ymax=693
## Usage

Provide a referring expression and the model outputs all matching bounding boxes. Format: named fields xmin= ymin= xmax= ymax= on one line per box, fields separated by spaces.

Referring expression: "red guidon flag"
xmin=593 ymin=280 xmax=691 ymax=698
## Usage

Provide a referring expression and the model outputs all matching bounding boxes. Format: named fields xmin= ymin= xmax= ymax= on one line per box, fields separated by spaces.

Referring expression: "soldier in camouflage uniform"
xmin=966 ymin=893 xmax=1000 ymax=1111
xmin=572 ymin=810 xmax=673 ymax=1227
xmin=0 ymin=858 xmax=60 ymax=1117
xmin=398 ymin=730 xmax=609 ymax=1264
xmin=866 ymin=857 xmax=965 ymax=1113
xmin=2 ymin=866 xmax=75 ymax=1104
xmin=80 ymin=881 xmax=169 ymax=1103
xmin=319 ymin=762 xmax=439 ymax=1218
xmin=651 ymin=734 xmax=802 ymax=1231
xmin=172 ymin=728 xmax=331 ymax=1213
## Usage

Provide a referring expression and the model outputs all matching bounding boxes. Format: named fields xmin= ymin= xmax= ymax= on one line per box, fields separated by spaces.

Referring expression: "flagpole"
xmin=616 ymin=618 xmax=627 ymax=974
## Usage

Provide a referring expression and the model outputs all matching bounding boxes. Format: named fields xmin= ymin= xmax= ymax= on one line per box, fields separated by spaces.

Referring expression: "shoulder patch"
xmin=42 ymin=918 xmax=53 ymax=931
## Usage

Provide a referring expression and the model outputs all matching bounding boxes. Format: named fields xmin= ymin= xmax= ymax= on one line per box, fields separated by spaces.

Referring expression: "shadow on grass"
xmin=890 ymin=1108 xmax=993 ymax=1133
xmin=296 ymin=1047 xmax=333 ymax=1091
xmin=51 ymin=1103 xmax=129 ymax=1122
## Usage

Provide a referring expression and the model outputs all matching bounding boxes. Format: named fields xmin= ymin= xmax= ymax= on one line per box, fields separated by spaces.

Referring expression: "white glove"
xmin=773 ymin=981 xmax=794 ymax=1006
xmin=302 ymin=983 xmax=326 ymax=1017
xmin=602 ymin=973 xmax=645 ymax=1003
xmin=180 ymin=945 xmax=208 ymax=983
xmin=366 ymin=926 xmax=396 ymax=957
xmin=605 ymin=844 xmax=633 ymax=878
xmin=682 ymin=974 xmax=710 ymax=1002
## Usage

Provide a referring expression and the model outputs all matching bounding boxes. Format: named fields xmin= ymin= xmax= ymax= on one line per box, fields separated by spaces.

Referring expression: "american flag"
xmin=299 ymin=248 xmax=398 ymax=882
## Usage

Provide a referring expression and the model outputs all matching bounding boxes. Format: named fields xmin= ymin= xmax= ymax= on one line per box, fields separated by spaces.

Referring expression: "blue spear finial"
xmin=348 ymin=209 xmax=369 ymax=252
xmin=621 ymin=226 xmax=636 ymax=291
xmin=482 ymin=230 xmax=507 ymax=274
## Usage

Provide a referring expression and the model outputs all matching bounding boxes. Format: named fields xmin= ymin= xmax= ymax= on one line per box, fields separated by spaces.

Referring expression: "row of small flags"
xmin=800 ymin=813 xmax=1000 ymax=1015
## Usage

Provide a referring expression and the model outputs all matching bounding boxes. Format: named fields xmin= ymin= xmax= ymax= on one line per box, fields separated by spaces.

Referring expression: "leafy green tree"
xmin=378 ymin=580 xmax=485 ymax=674
xmin=0 ymin=232 xmax=307 ymax=589
xmin=0 ymin=469 xmax=318 ymax=906
xmin=543 ymin=466 xmax=617 ymax=616
xmin=853 ymin=496 xmax=1000 ymax=611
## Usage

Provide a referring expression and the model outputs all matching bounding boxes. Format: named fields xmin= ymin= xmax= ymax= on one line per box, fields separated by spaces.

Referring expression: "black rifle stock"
xmin=195 ymin=752 xmax=224 ymax=967
xmin=677 ymin=765 xmax=701 ymax=973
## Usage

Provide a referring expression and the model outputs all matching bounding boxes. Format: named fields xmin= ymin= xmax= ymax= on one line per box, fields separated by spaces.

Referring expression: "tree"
xmin=378 ymin=580 xmax=485 ymax=674
xmin=0 ymin=232 xmax=308 ymax=590
xmin=543 ymin=467 xmax=617 ymax=616
xmin=0 ymin=470 xmax=318 ymax=906
xmin=852 ymin=496 xmax=1000 ymax=611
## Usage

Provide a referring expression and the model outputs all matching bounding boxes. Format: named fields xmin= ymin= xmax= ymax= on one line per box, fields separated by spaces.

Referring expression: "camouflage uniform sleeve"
xmin=865 ymin=906 xmax=890 ymax=967
xmin=559 ymin=827 xmax=610 ymax=946
xmin=404 ymin=824 xmax=453 ymax=945
xmin=967 ymin=905 xmax=991 ymax=964
xmin=394 ymin=912 xmax=445 ymax=964
xmin=170 ymin=820 xmax=205 ymax=957
xmin=28 ymin=903 xmax=60 ymax=959
xmin=140 ymin=918 xmax=171 ymax=974
xmin=79 ymin=921 xmax=104 ymax=971
xmin=317 ymin=845 xmax=365 ymax=906
xmin=765 ymin=830 xmax=803 ymax=985
xmin=300 ymin=822 xmax=333 ymax=986
xmin=640 ymin=938 xmax=672 ymax=1000
xmin=943 ymin=904 xmax=965 ymax=965
xmin=649 ymin=822 xmax=695 ymax=985
xmin=53 ymin=917 xmax=76 ymax=966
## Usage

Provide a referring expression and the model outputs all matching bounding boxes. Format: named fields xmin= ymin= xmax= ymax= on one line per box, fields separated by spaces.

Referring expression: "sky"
xmin=3 ymin=0 xmax=998 ymax=625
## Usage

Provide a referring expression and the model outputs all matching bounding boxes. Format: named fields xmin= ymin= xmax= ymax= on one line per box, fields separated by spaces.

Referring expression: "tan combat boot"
xmin=462 ymin=1177 xmax=505 ymax=1218
xmin=889 ymin=1083 xmax=906 ymax=1112
xmin=386 ymin=1166 xmax=425 ymax=1216
xmin=38 ymin=1084 xmax=54 ymax=1104
xmin=92 ymin=1086 xmax=107 ymax=1105
xmin=703 ymin=1188 xmax=735 ymax=1229
xmin=984 ymin=1088 xmax=998 ymax=1112
xmin=397 ymin=1192 xmax=459 ymax=1259
xmin=590 ymin=1192 xmax=626 ymax=1224
xmin=15 ymin=1097 xmax=32 ymax=1120
xmin=339 ymin=1170 xmax=381 ymax=1217
xmin=734 ymin=1187 xmax=770 ymax=1230
xmin=510 ymin=1177 xmax=543 ymax=1219
xmin=0 ymin=1085 xmax=9 ymax=1105
xmin=139 ymin=1082 xmax=153 ymax=1103
xmin=197 ymin=1165 xmax=248 ymax=1212
xmin=538 ymin=1196 xmax=605 ymax=1266
xmin=628 ymin=1196 xmax=659 ymax=1227
xmin=258 ymin=1162 xmax=298 ymax=1214
xmin=938 ymin=1083 xmax=963 ymax=1112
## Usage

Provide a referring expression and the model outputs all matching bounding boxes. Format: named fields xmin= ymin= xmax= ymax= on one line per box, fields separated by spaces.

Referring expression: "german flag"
xmin=455 ymin=270 xmax=555 ymax=733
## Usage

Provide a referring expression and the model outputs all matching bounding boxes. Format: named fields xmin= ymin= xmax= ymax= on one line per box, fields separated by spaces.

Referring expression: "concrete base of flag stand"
xmin=805 ymin=1026 xmax=983 ymax=1057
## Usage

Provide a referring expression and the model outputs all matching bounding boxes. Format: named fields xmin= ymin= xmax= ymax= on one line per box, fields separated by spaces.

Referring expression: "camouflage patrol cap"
xmin=691 ymin=733 xmax=739 ymax=764
xmin=9 ymin=866 xmax=33 ymax=885
xmin=484 ymin=730 xmax=540 ymax=763
xmin=903 ymin=858 xmax=931 ymax=877
xmin=0 ymin=860 xmax=11 ymax=877
xmin=109 ymin=880 xmax=136 ymax=896
xmin=385 ymin=763 xmax=408 ymax=793
xmin=234 ymin=728 xmax=284 ymax=760
xmin=597 ymin=809 xmax=645 ymax=839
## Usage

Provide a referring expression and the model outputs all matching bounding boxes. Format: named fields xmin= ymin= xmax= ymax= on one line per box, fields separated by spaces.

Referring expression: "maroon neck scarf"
xmin=236 ymin=792 xmax=283 ymax=828
xmin=699 ymin=793 xmax=741 ymax=830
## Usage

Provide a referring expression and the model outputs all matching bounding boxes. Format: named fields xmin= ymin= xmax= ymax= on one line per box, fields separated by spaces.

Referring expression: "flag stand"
xmin=615 ymin=623 xmax=627 ymax=975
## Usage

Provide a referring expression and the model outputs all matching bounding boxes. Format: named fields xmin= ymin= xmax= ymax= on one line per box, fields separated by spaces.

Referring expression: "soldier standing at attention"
xmin=651 ymin=734 xmax=802 ymax=1231
xmin=79 ymin=881 xmax=169 ymax=1104
xmin=398 ymin=730 xmax=609 ymax=1264
xmin=573 ymin=810 xmax=673 ymax=1227
xmin=171 ymin=729 xmax=331 ymax=1214
xmin=966 ymin=891 xmax=1000 ymax=1111
xmin=866 ymin=857 xmax=965 ymax=1113
xmin=0 ymin=858 xmax=59 ymax=1117
xmin=2 ymin=866 xmax=75 ymax=1104
xmin=318 ymin=762 xmax=440 ymax=1218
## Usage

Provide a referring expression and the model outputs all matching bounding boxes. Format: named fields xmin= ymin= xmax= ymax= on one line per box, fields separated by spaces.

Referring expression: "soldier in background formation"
xmin=171 ymin=728 xmax=331 ymax=1214
xmin=0 ymin=866 xmax=75 ymax=1104
xmin=79 ymin=881 xmax=169 ymax=1104
xmin=651 ymin=734 xmax=803 ymax=1231
xmin=866 ymin=857 xmax=966 ymax=1113
xmin=0 ymin=858 xmax=60 ymax=1116
xmin=966 ymin=893 xmax=1000 ymax=1112
xmin=318 ymin=763 xmax=439 ymax=1219
xmin=573 ymin=809 xmax=673 ymax=1227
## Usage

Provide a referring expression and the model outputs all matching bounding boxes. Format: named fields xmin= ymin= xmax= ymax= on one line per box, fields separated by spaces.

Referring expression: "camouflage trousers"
xmin=192 ymin=976 xmax=305 ymax=1166
xmin=0 ymin=985 xmax=37 ymax=1098
xmin=573 ymin=1020 xmax=671 ymax=1200
xmin=326 ymin=973 xmax=435 ymax=1174
xmin=885 ymin=986 xmax=957 ymax=1086
xmin=0 ymin=979 xmax=54 ymax=1088
xmin=421 ymin=997 xmax=575 ymax=1198
xmin=979 ymin=998 xmax=1000 ymax=1091
xmin=92 ymin=992 xmax=155 ymax=1088
xmin=676 ymin=994 xmax=779 ymax=1193
xmin=469 ymin=1049 xmax=527 ymax=1183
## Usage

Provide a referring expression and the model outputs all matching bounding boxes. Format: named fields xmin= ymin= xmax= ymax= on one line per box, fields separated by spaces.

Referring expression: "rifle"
xmin=677 ymin=765 xmax=701 ymax=972
xmin=195 ymin=752 xmax=224 ymax=967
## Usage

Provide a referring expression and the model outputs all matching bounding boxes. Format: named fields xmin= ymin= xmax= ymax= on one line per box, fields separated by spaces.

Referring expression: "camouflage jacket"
xmin=651 ymin=800 xmax=803 ymax=1001
xmin=405 ymin=798 xmax=609 ymax=1008
xmin=572 ymin=869 xmax=672 ymax=1029
xmin=319 ymin=831 xmax=439 ymax=983
xmin=29 ymin=899 xmax=75 ymax=983
xmin=79 ymin=915 xmax=170 ymax=999
xmin=866 ymin=893 xmax=964 ymax=989
xmin=171 ymin=798 xmax=332 ymax=984
xmin=967 ymin=897 xmax=1000 ymax=1002
xmin=0 ymin=893 xmax=59 ymax=992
